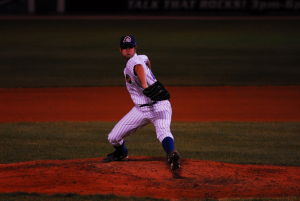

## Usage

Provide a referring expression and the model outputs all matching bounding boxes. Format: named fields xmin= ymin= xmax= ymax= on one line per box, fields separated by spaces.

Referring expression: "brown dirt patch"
xmin=0 ymin=157 xmax=300 ymax=200
xmin=0 ymin=86 xmax=299 ymax=122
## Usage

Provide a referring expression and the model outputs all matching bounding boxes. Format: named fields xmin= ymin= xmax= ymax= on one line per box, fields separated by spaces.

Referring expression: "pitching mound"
xmin=1 ymin=157 xmax=300 ymax=200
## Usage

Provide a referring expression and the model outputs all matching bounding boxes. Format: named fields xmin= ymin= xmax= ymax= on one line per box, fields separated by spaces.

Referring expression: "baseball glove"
xmin=143 ymin=81 xmax=170 ymax=101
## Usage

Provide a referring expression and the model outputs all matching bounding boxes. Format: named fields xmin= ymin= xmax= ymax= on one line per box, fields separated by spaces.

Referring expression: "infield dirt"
xmin=0 ymin=86 xmax=300 ymax=200
xmin=0 ymin=86 xmax=300 ymax=122
xmin=0 ymin=157 xmax=300 ymax=200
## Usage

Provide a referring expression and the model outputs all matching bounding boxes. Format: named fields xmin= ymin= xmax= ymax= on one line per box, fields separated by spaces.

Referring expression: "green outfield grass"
xmin=1 ymin=121 xmax=299 ymax=166
xmin=0 ymin=19 xmax=300 ymax=87
xmin=0 ymin=193 xmax=166 ymax=201
xmin=1 ymin=193 xmax=299 ymax=201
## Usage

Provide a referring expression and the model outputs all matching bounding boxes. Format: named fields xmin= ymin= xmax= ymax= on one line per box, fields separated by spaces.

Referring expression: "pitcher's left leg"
xmin=151 ymin=101 xmax=180 ymax=171
xmin=151 ymin=101 xmax=174 ymax=144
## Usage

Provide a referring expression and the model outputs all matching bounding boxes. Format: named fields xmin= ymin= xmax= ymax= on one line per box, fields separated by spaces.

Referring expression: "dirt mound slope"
xmin=0 ymin=157 xmax=300 ymax=200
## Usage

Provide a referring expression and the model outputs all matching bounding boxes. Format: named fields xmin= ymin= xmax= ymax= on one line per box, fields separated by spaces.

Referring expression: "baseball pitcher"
xmin=102 ymin=35 xmax=180 ymax=171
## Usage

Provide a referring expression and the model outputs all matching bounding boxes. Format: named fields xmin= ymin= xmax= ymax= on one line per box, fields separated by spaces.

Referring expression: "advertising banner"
xmin=127 ymin=0 xmax=300 ymax=14
xmin=0 ymin=0 xmax=299 ymax=15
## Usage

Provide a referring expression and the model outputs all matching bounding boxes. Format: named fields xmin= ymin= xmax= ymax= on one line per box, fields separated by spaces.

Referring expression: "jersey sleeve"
xmin=127 ymin=58 xmax=141 ymax=74
xmin=127 ymin=55 xmax=148 ymax=75
xmin=139 ymin=55 xmax=149 ymax=64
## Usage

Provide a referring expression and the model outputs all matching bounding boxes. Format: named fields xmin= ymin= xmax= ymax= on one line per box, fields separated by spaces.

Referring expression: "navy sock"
xmin=162 ymin=137 xmax=175 ymax=154
xmin=114 ymin=142 xmax=128 ymax=154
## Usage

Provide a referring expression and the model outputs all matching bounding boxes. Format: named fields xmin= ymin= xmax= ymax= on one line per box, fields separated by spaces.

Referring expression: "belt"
xmin=139 ymin=101 xmax=157 ymax=107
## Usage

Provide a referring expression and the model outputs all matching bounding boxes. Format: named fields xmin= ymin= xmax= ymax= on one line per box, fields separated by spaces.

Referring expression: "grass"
xmin=0 ymin=193 xmax=299 ymax=201
xmin=0 ymin=193 xmax=166 ymax=201
xmin=0 ymin=121 xmax=299 ymax=200
xmin=0 ymin=121 xmax=299 ymax=166
xmin=0 ymin=19 xmax=300 ymax=87
xmin=0 ymin=18 xmax=300 ymax=201
xmin=221 ymin=198 xmax=300 ymax=201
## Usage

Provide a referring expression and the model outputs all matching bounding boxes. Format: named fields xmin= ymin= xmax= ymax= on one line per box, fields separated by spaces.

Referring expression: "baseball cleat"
xmin=167 ymin=151 xmax=181 ymax=171
xmin=102 ymin=150 xmax=128 ymax=163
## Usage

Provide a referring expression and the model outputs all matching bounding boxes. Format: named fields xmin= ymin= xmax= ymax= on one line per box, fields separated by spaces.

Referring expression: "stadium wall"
xmin=0 ymin=0 xmax=299 ymax=15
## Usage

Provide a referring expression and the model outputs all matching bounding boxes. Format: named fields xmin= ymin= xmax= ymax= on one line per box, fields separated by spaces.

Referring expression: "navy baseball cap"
xmin=120 ymin=35 xmax=136 ymax=49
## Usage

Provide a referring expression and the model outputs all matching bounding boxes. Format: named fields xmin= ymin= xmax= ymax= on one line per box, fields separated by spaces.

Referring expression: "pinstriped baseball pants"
xmin=108 ymin=100 xmax=174 ymax=146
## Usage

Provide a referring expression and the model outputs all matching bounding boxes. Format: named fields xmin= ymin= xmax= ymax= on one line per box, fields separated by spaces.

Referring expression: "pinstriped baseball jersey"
xmin=124 ymin=53 xmax=157 ymax=105
xmin=107 ymin=53 xmax=174 ymax=146
xmin=103 ymin=35 xmax=179 ymax=167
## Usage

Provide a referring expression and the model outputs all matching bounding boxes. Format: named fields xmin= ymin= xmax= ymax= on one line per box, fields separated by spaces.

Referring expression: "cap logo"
xmin=123 ymin=36 xmax=132 ymax=43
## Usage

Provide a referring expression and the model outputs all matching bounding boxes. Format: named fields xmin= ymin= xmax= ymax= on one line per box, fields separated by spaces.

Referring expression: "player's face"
xmin=120 ymin=47 xmax=136 ymax=59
